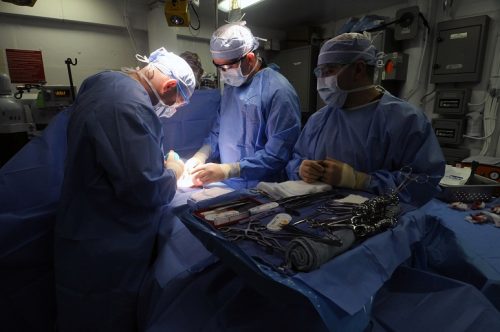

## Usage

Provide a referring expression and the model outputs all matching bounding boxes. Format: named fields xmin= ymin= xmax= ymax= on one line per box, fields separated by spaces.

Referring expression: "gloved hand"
xmin=299 ymin=160 xmax=325 ymax=183
xmin=165 ymin=150 xmax=185 ymax=180
xmin=191 ymin=162 xmax=240 ymax=185
xmin=185 ymin=156 xmax=205 ymax=174
xmin=186 ymin=145 xmax=211 ymax=173
xmin=319 ymin=158 xmax=370 ymax=189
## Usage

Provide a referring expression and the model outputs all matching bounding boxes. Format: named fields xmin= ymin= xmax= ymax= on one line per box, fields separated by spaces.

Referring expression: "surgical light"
xmin=217 ymin=0 xmax=265 ymax=13
xmin=165 ymin=0 xmax=190 ymax=27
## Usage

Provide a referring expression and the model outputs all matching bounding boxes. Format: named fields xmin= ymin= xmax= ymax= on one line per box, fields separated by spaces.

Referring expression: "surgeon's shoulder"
xmin=262 ymin=67 xmax=295 ymax=92
xmin=305 ymin=105 xmax=331 ymax=124
xmin=380 ymin=92 xmax=428 ymax=120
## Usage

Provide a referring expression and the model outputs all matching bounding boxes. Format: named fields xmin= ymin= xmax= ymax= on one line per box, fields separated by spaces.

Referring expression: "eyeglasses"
xmin=313 ymin=64 xmax=346 ymax=78
xmin=212 ymin=53 xmax=248 ymax=70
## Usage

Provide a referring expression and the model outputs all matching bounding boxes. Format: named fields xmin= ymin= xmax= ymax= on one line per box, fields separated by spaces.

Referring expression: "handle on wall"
xmin=65 ymin=58 xmax=78 ymax=102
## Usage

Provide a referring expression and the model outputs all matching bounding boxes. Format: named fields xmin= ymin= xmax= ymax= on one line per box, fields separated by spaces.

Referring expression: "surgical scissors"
xmin=394 ymin=166 xmax=429 ymax=193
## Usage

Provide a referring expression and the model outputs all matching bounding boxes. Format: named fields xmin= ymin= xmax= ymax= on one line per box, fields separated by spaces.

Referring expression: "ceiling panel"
xmin=141 ymin=0 xmax=408 ymax=30
xmin=234 ymin=0 xmax=407 ymax=30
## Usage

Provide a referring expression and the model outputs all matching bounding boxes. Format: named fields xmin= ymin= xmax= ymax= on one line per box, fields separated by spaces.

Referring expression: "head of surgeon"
xmin=210 ymin=22 xmax=261 ymax=87
xmin=131 ymin=47 xmax=196 ymax=118
xmin=315 ymin=32 xmax=381 ymax=109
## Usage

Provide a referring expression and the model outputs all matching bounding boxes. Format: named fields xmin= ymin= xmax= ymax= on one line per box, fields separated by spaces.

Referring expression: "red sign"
xmin=5 ymin=48 xmax=46 ymax=84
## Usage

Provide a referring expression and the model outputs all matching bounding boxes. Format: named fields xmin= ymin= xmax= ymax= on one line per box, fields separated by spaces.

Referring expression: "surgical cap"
xmin=210 ymin=22 xmax=259 ymax=60
xmin=139 ymin=47 xmax=196 ymax=100
xmin=318 ymin=33 xmax=378 ymax=66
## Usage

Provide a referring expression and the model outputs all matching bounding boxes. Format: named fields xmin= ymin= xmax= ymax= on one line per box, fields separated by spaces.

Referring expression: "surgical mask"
xmin=317 ymin=75 xmax=348 ymax=108
xmin=220 ymin=64 xmax=248 ymax=87
xmin=139 ymin=71 xmax=178 ymax=118
xmin=219 ymin=56 xmax=258 ymax=87
xmin=317 ymin=65 xmax=375 ymax=109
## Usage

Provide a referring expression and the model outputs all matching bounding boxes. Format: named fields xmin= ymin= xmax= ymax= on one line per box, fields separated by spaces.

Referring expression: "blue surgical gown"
xmin=204 ymin=66 xmax=301 ymax=189
xmin=160 ymin=89 xmax=220 ymax=158
xmin=54 ymin=71 xmax=177 ymax=331
xmin=286 ymin=93 xmax=445 ymax=206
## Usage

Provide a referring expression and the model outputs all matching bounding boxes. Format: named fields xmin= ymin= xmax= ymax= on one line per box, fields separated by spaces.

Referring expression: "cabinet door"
xmin=271 ymin=45 xmax=317 ymax=115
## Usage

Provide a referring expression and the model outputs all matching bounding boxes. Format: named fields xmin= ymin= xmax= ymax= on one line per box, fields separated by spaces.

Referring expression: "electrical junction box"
xmin=381 ymin=52 xmax=408 ymax=81
xmin=434 ymin=88 xmax=471 ymax=116
xmin=432 ymin=118 xmax=465 ymax=145
xmin=394 ymin=6 xmax=420 ymax=40
xmin=165 ymin=0 xmax=190 ymax=27
xmin=374 ymin=52 xmax=408 ymax=84
xmin=431 ymin=15 xmax=490 ymax=83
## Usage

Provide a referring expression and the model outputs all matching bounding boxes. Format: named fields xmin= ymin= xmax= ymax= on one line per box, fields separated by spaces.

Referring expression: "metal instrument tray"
xmin=438 ymin=174 xmax=500 ymax=202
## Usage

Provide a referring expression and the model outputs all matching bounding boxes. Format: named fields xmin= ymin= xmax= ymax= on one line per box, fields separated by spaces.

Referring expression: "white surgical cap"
xmin=318 ymin=33 xmax=378 ymax=66
xmin=210 ymin=22 xmax=259 ymax=60
xmin=137 ymin=47 xmax=196 ymax=100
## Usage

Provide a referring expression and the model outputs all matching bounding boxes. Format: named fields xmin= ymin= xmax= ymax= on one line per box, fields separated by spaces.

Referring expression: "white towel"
xmin=256 ymin=180 xmax=332 ymax=200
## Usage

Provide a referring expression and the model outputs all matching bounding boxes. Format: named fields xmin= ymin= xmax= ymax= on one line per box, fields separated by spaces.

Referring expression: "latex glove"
xmin=186 ymin=145 xmax=210 ymax=173
xmin=185 ymin=156 xmax=204 ymax=174
xmin=191 ymin=162 xmax=240 ymax=185
xmin=319 ymin=158 xmax=370 ymax=189
xmin=165 ymin=150 xmax=185 ymax=180
xmin=299 ymin=160 xmax=325 ymax=183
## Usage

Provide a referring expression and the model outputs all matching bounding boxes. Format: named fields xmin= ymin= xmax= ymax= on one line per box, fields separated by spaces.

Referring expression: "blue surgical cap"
xmin=210 ymin=22 xmax=259 ymax=60
xmin=138 ymin=47 xmax=196 ymax=100
xmin=318 ymin=33 xmax=378 ymax=66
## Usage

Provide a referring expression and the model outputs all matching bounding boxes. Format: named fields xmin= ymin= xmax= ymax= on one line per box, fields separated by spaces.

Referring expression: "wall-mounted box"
xmin=431 ymin=15 xmax=490 ymax=83
xmin=434 ymin=88 xmax=471 ymax=116
xmin=432 ymin=118 xmax=465 ymax=145
xmin=394 ymin=6 xmax=420 ymax=40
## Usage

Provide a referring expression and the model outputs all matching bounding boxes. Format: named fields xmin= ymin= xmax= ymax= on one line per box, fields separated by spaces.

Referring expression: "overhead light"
xmin=164 ymin=0 xmax=190 ymax=27
xmin=217 ymin=0 xmax=265 ymax=13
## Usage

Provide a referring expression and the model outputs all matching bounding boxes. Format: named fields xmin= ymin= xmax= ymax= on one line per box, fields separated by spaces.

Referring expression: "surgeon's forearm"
xmin=194 ymin=144 xmax=211 ymax=162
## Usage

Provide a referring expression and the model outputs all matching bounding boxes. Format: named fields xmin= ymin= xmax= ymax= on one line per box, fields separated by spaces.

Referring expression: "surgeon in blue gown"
xmin=286 ymin=33 xmax=445 ymax=206
xmin=54 ymin=47 xmax=195 ymax=331
xmin=186 ymin=22 xmax=301 ymax=190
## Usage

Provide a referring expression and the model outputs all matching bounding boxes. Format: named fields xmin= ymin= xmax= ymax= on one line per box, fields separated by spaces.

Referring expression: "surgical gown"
xmin=286 ymin=93 xmax=445 ymax=206
xmin=54 ymin=71 xmax=177 ymax=331
xmin=204 ymin=66 xmax=301 ymax=189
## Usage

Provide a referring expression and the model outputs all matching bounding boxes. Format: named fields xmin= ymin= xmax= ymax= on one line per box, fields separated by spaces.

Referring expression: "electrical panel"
xmin=431 ymin=15 xmax=490 ymax=83
xmin=432 ymin=118 xmax=465 ymax=145
xmin=380 ymin=52 xmax=408 ymax=81
xmin=434 ymin=88 xmax=471 ymax=116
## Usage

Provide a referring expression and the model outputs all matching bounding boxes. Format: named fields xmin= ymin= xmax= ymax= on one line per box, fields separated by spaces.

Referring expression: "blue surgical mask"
xmin=219 ymin=57 xmax=259 ymax=87
xmin=317 ymin=66 xmax=375 ymax=109
xmin=220 ymin=65 xmax=248 ymax=87
xmin=317 ymin=75 xmax=348 ymax=108
xmin=154 ymin=103 xmax=177 ymax=118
